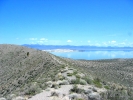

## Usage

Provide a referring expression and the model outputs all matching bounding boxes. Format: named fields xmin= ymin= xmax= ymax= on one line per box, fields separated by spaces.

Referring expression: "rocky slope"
xmin=0 ymin=44 xmax=133 ymax=100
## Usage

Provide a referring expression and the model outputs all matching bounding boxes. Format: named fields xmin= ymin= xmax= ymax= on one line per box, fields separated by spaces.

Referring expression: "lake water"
xmin=50 ymin=50 xmax=133 ymax=60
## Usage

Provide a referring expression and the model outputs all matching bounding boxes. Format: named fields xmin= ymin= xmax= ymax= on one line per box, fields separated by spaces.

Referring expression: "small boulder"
xmin=51 ymin=96 xmax=62 ymax=100
xmin=92 ymin=87 xmax=97 ymax=92
xmin=61 ymin=69 xmax=68 ymax=73
xmin=62 ymin=96 xmax=70 ymax=100
xmin=56 ymin=80 xmax=63 ymax=85
xmin=77 ymin=73 xmax=85 ymax=78
xmin=51 ymin=90 xmax=60 ymax=97
xmin=88 ymin=92 xmax=101 ymax=100
xmin=46 ymin=81 xmax=52 ymax=88
xmin=61 ymin=80 xmax=69 ymax=85
xmin=69 ymin=93 xmax=78 ymax=100
xmin=0 ymin=98 xmax=6 ymax=100
xmin=84 ymin=89 xmax=93 ymax=94
xmin=8 ymin=94 xmax=16 ymax=100
xmin=12 ymin=96 xmax=25 ymax=100
xmin=67 ymin=76 xmax=76 ymax=83
xmin=51 ymin=82 xmax=59 ymax=89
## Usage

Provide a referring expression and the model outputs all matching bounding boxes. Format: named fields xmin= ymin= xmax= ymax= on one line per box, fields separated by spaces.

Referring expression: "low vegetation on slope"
xmin=0 ymin=44 xmax=133 ymax=100
xmin=0 ymin=44 xmax=63 ymax=97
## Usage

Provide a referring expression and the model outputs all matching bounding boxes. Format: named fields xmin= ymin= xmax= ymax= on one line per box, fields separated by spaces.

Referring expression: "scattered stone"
xmin=51 ymin=82 xmax=59 ymax=89
xmin=0 ymin=98 xmax=6 ymax=100
xmin=88 ymin=92 xmax=101 ymax=100
xmin=61 ymin=69 xmax=68 ymax=73
xmin=56 ymin=80 xmax=63 ymax=85
xmin=51 ymin=90 xmax=60 ymax=97
xmin=56 ymin=73 xmax=64 ymax=80
xmin=45 ymin=88 xmax=51 ymax=91
xmin=51 ymin=96 xmax=62 ymax=100
xmin=62 ymin=95 xmax=70 ymax=100
xmin=84 ymin=89 xmax=93 ymax=94
xmin=77 ymin=73 xmax=85 ymax=78
xmin=69 ymin=93 xmax=78 ymax=100
xmin=12 ymin=96 xmax=25 ymax=100
xmin=61 ymin=80 xmax=69 ymax=85
xmin=92 ymin=87 xmax=97 ymax=92
xmin=46 ymin=81 xmax=53 ymax=88
xmin=8 ymin=94 xmax=16 ymax=99
xmin=67 ymin=76 xmax=76 ymax=83
xmin=57 ymin=73 xmax=62 ymax=76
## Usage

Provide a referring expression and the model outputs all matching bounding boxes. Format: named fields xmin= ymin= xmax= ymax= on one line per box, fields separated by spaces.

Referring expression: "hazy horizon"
xmin=23 ymin=44 xmax=133 ymax=47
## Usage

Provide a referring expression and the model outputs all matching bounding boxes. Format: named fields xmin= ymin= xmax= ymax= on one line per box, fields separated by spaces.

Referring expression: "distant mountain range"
xmin=23 ymin=44 xmax=133 ymax=51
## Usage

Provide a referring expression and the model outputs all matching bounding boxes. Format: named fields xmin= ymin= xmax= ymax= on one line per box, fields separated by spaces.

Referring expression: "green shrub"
xmin=73 ymin=71 xmax=78 ymax=75
xmin=67 ymin=73 xmax=73 ymax=76
xmin=76 ymin=75 xmax=81 ymax=78
xmin=25 ymin=87 xmax=36 ymax=95
xmin=77 ymin=99 xmax=84 ymax=100
xmin=93 ymin=78 xmax=102 ymax=88
xmin=61 ymin=65 xmax=65 ymax=68
xmin=70 ymin=85 xmax=84 ymax=93
xmin=39 ymin=83 xmax=47 ymax=89
xmin=79 ymin=79 xmax=87 ymax=85
xmin=104 ymin=85 xmax=110 ymax=89
xmin=83 ymin=77 xmax=92 ymax=84
xmin=59 ymin=76 xmax=65 ymax=80
xmin=71 ymin=78 xmax=80 ymax=84
xmin=51 ymin=83 xmax=59 ymax=89
xmin=27 ymin=52 xmax=29 ymax=56
xmin=59 ymin=80 xmax=69 ymax=85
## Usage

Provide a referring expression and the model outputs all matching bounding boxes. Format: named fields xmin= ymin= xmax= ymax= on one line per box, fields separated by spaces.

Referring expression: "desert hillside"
xmin=0 ymin=44 xmax=64 ymax=96
xmin=0 ymin=44 xmax=133 ymax=100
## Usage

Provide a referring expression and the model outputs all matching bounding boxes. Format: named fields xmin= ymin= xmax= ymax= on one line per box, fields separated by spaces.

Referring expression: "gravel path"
xmin=28 ymin=85 xmax=72 ymax=100
xmin=28 ymin=90 xmax=51 ymax=100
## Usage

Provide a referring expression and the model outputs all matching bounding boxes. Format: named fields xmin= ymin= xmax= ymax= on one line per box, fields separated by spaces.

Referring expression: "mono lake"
xmin=50 ymin=50 xmax=133 ymax=60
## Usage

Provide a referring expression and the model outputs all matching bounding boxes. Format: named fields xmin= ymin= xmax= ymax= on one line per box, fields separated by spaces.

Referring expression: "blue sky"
xmin=0 ymin=0 xmax=133 ymax=46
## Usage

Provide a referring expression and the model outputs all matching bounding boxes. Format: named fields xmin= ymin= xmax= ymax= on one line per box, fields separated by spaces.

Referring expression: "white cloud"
xmin=29 ymin=38 xmax=48 ymax=44
xmin=108 ymin=40 xmax=116 ymax=44
xmin=37 ymin=40 xmax=44 ymax=44
xmin=29 ymin=38 xmax=37 ymax=40
xmin=40 ymin=38 xmax=48 ymax=41
xmin=111 ymin=40 xmax=116 ymax=43
xmin=120 ymin=42 xmax=125 ymax=45
xmin=128 ymin=42 xmax=133 ymax=47
xmin=95 ymin=43 xmax=101 ymax=46
xmin=50 ymin=40 xmax=60 ymax=42
xmin=110 ymin=54 xmax=116 ymax=58
xmin=31 ymin=42 xmax=36 ymax=44
xmin=131 ymin=43 xmax=133 ymax=47
xmin=102 ymin=42 xmax=108 ymax=46
xmin=49 ymin=40 xmax=61 ymax=45
xmin=67 ymin=40 xmax=72 ymax=43
xmin=88 ymin=40 xmax=90 ymax=43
